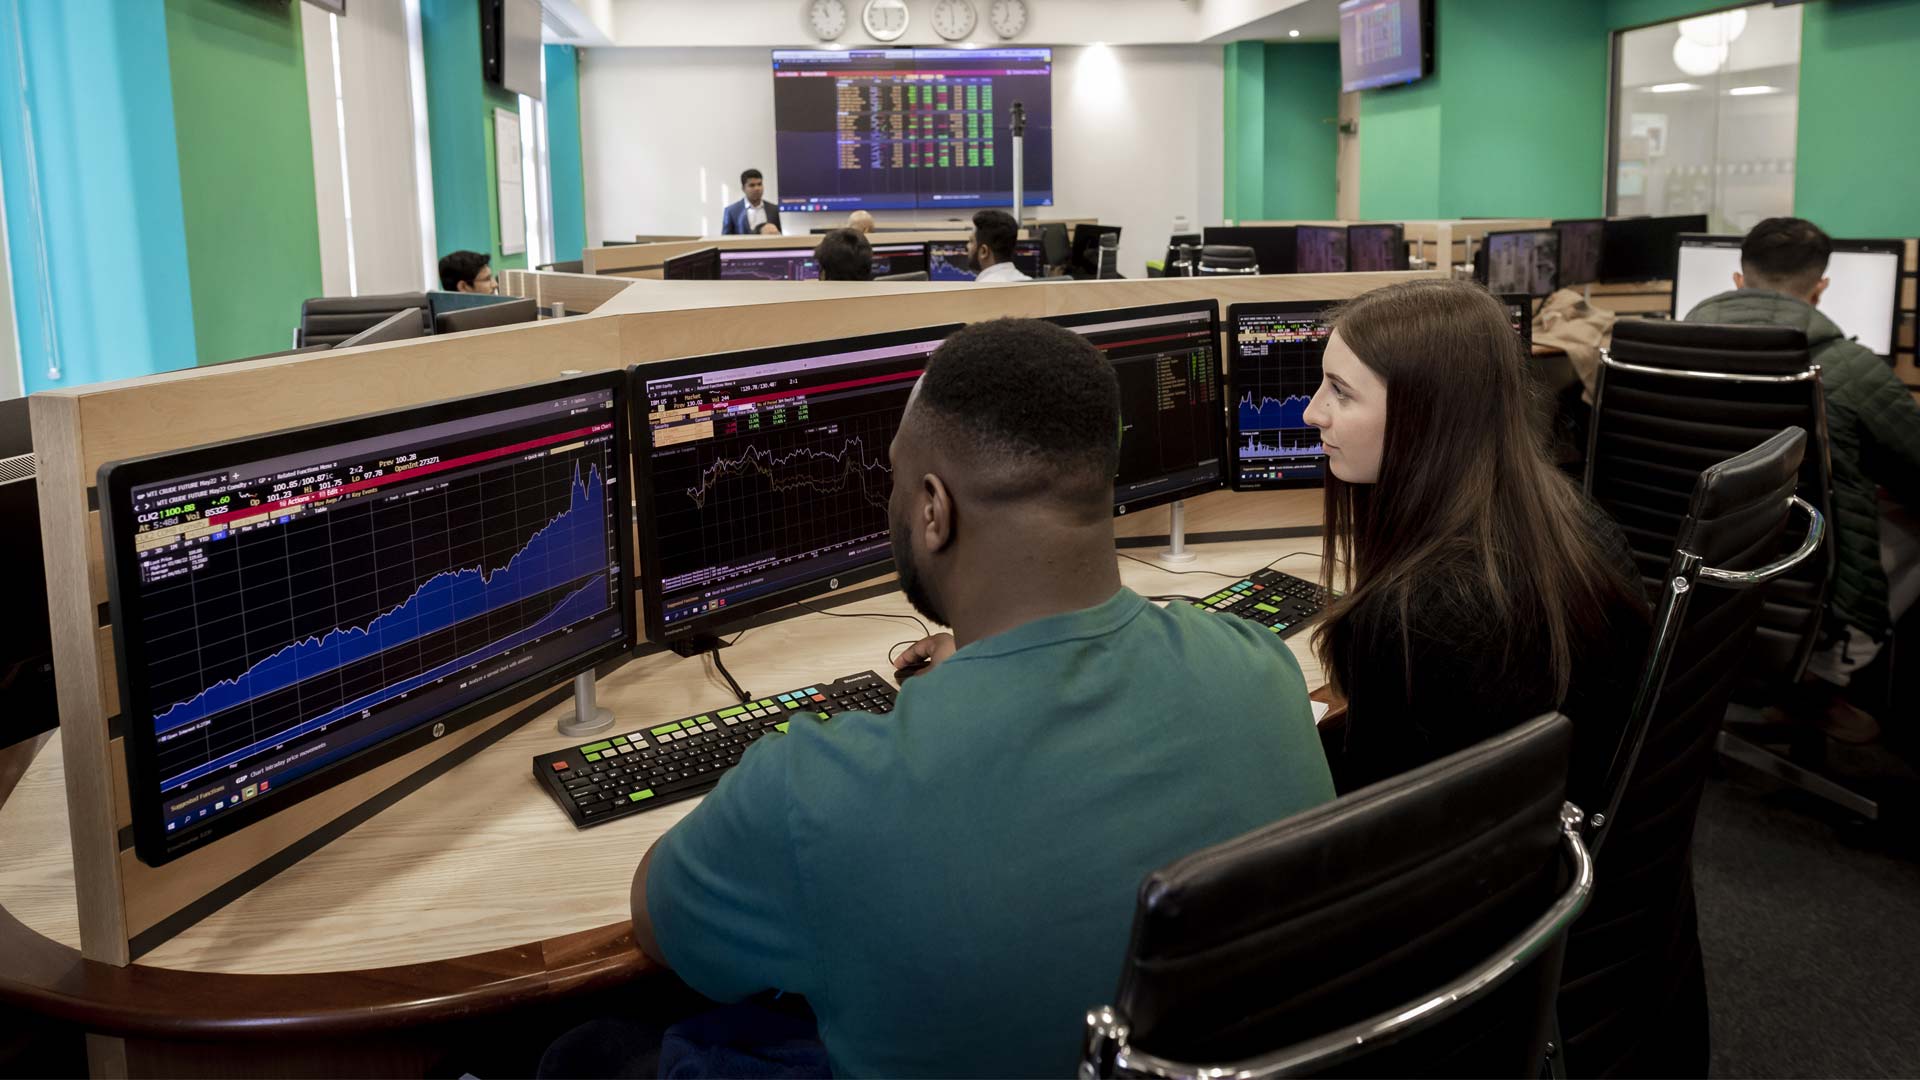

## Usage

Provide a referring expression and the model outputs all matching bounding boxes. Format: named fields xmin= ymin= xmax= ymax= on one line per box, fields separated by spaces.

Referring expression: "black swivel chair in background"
xmin=1037 ymin=223 xmax=1071 ymax=275
xmin=1583 ymin=319 xmax=1873 ymax=820
xmin=1196 ymin=245 xmax=1259 ymax=275
xmin=1083 ymin=713 xmax=1591 ymax=1078
xmin=1562 ymin=427 xmax=1824 ymax=1076
xmin=296 ymin=292 xmax=434 ymax=348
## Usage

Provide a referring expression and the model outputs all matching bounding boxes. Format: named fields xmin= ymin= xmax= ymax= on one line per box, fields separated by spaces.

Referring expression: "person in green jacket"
xmin=1685 ymin=217 xmax=1920 ymax=740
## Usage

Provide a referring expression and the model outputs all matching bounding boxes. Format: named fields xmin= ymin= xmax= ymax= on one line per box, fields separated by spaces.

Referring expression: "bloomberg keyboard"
xmin=1192 ymin=568 xmax=1331 ymax=638
xmin=534 ymin=670 xmax=897 ymax=828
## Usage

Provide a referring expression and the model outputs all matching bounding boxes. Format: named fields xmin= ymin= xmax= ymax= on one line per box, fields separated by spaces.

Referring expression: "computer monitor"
xmin=1672 ymin=234 xmax=1904 ymax=356
xmin=1502 ymin=294 xmax=1534 ymax=352
xmin=926 ymin=239 xmax=1044 ymax=282
xmin=1347 ymin=223 xmax=1408 ymax=271
xmin=1 ymin=398 xmax=55 ymax=750
xmin=1599 ymin=214 xmax=1708 ymax=282
xmin=337 ymin=308 xmax=426 ymax=349
xmin=868 ymin=243 xmax=927 ymax=278
xmin=663 ymin=247 xmax=722 ymax=280
xmin=1070 ymin=224 xmax=1123 ymax=277
xmin=1483 ymin=229 xmax=1561 ymax=297
xmin=1044 ymin=301 xmax=1227 ymax=515
xmin=1227 ymin=302 xmax=1333 ymax=489
xmin=1553 ymin=219 xmax=1605 ymax=287
xmin=98 ymin=374 xmax=635 ymax=865
xmin=433 ymin=297 xmax=538 ymax=334
xmin=1296 ymin=225 xmax=1350 ymax=274
xmin=1201 ymin=226 xmax=1296 ymax=275
xmin=717 ymin=247 xmax=820 ymax=281
xmin=630 ymin=324 xmax=962 ymax=647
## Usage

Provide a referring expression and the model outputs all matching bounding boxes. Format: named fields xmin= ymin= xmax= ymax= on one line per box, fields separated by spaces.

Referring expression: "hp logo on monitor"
xmin=432 ymin=722 xmax=446 ymax=738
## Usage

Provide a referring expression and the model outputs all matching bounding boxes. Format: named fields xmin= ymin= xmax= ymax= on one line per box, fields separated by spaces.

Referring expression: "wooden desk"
xmin=0 ymin=490 xmax=1328 ymax=1070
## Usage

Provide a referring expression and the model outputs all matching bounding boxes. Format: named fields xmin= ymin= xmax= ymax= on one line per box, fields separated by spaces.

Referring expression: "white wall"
xmin=578 ymin=44 xmax=1224 ymax=276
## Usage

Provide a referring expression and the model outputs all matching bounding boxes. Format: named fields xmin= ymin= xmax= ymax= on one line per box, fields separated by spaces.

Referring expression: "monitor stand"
xmin=557 ymin=670 xmax=615 ymax=737
xmin=1158 ymin=499 xmax=1198 ymax=565
xmin=668 ymin=634 xmax=730 ymax=659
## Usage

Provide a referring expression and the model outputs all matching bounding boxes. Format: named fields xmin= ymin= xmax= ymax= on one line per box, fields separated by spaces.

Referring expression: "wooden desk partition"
xmin=584 ymin=231 xmax=972 ymax=277
xmin=23 ymin=269 xmax=1428 ymax=980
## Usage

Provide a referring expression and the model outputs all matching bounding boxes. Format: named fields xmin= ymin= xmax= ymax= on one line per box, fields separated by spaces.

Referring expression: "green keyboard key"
xmin=775 ymin=721 xmax=790 ymax=733
xmin=581 ymin=740 xmax=613 ymax=754
xmin=718 ymin=706 xmax=746 ymax=719
xmin=630 ymin=789 xmax=654 ymax=802
xmin=1254 ymin=603 xmax=1280 ymax=614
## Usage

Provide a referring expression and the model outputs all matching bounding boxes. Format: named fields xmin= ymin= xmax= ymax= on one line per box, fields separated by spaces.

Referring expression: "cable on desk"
xmin=792 ymin=597 xmax=931 ymax=640
xmin=710 ymin=649 xmax=751 ymax=704
xmin=887 ymin=639 xmax=924 ymax=666
xmin=1118 ymin=549 xmax=1326 ymax=582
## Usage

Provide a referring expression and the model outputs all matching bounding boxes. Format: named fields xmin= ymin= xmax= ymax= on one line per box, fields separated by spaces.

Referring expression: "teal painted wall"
xmin=423 ymin=0 xmax=525 ymax=270
xmin=165 ymin=0 xmax=322 ymax=366
xmin=1223 ymin=42 xmax=1266 ymax=222
xmin=1357 ymin=80 xmax=1442 ymax=220
xmin=545 ymin=45 xmax=586 ymax=264
xmin=0 ymin=0 xmax=198 ymax=392
xmin=1223 ymin=42 xmax=1338 ymax=222
xmin=1794 ymin=0 xmax=1920 ymax=237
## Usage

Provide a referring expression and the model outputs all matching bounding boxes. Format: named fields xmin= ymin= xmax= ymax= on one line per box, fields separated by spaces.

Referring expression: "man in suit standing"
xmin=721 ymin=169 xmax=782 ymax=235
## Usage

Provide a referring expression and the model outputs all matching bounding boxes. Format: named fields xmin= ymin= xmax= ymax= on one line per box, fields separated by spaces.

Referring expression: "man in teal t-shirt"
xmin=632 ymin=318 xmax=1334 ymax=1078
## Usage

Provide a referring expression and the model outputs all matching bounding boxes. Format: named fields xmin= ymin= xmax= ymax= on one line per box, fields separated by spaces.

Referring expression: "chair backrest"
xmin=297 ymin=292 xmax=431 ymax=348
xmin=1198 ymin=244 xmax=1259 ymax=275
xmin=432 ymin=297 xmax=539 ymax=335
xmin=1040 ymin=223 xmax=1071 ymax=267
xmin=1561 ymin=426 xmax=1813 ymax=1076
xmin=1091 ymin=713 xmax=1582 ymax=1078
xmin=1585 ymin=318 xmax=1832 ymax=685
xmin=537 ymin=259 xmax=585 ymax=273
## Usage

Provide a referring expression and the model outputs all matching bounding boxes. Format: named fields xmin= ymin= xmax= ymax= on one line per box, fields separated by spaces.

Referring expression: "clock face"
xmin=862 ymin=0 xmax=910 ymax=41
xmin=806 ymin=0 xmax=847 ymax=40
xmin=931 ymin=0 xmax=978 ymax=40
xmin=989 ymin=0 xmax=1028 ymax=38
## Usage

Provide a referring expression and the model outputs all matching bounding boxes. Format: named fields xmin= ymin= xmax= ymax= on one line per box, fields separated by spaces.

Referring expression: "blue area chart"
xmin=156 ymin=464 xmax=610 ymax=738
xmin=1238 ymin=392 xmax=1312 ymax=432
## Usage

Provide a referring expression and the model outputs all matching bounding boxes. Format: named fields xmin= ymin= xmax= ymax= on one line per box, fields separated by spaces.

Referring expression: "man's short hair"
xmin=1741 ymin=217 xmax=1832 ymax=295
xmin=438 ymin=250 xmax=490 ymax=291
xmin=816 ymin=228 xmax=873 ymax=281
xmin=741 ymin=168 xmax=763 ymax=187
xmin=971 ymin=209 xmax=1019 ymax=263
xmin=914 ymin=318 xmax=1119 ymax=505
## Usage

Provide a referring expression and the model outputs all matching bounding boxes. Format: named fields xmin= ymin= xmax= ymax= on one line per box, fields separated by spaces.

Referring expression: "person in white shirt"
xmin=968 ymin=209 xmax=1030 ymax=283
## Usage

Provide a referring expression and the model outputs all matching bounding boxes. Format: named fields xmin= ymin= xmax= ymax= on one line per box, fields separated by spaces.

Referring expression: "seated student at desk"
xmin=815 ymin=227 xmax=872 ymax=281
xmin=624 ymin=319 xmax=1333 ymax=1078
xmin=438 ymin=249 xmax=496 ymax=293
xmin=966 ymin=208 xmax=1030 ymax=283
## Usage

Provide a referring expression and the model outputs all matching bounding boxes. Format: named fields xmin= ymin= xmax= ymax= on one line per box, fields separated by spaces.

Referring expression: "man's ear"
xmin=1807 ymin=277 xmax=1830 ymax=307
xmin=457 ymin=281 xmax=476 ymax=293
xmin=1733 ymin=271 xmax=1745 ymax=291
xmin=922 ymin=472 xmax=955 ymax=556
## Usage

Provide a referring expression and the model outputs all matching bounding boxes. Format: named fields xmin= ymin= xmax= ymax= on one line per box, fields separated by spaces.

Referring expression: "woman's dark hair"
xmin=1314 ymin=279 xmax=1646 ymax=704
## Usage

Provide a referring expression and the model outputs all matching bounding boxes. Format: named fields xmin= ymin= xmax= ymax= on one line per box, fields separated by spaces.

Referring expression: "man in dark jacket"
xmin=1686 ymin=217 xmax=1920 ymax=738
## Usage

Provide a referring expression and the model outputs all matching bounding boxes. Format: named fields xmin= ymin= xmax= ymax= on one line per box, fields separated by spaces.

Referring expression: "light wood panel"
xmin=497 ymin=269 xmax=634 ymax=314
xmin=1586 ymin=280 xmax=1676 ymax=317
xmin=584 ymin=230 xmax=972 ymax=277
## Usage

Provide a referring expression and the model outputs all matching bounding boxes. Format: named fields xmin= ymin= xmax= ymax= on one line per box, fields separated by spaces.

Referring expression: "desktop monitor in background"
xmin=631 ymin=324 xmax=962 ymax=649
xmin=1044 ymin=301 xmax=1227 ymax=515
xmin=1227 ymin=302 xmax=1333 ymax=489
xmin=1 ymin=398 xmax=56 ymax=749
xmin=1553 ymin=219 xmax=1605 ymax=286
xmin=1347 ymin=223 xmax=1408 ymax=271
xmin=98 ymin=374 xmax=635 ymax=865
xmin=1501 ymin=294 xmax=1534 ymax=352
xmin=1296 ymin=225 xmax=1350 ymax=274
xmin=869 ymin=243 xmax=928 ymax=278
xmin=718 ymin=247 xmax=821 ymax=281
xmin=1672 ymin=234 xmax=1903 ymax=356
xmin=663 ymin=247 xmax=722 ymax=280
xmin=337 ymin=308 xmax=426 ymax=349
xmin=926 ymin=239 xmax=1043 ymax=281
xmin=1483 ymin=229 xmax=1561 ymax=297
xmin=1598 ymin=214 xmax=1708 ymax=282
xmin=1202 ymin=226 xmax=1296 ymax=275
xmin=434 ymin=297 xmax=538 ymax=334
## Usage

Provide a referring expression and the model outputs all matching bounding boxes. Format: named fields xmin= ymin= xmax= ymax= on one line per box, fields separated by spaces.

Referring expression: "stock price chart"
xmin=1231 ymin=308 xmax=1331 ymax=486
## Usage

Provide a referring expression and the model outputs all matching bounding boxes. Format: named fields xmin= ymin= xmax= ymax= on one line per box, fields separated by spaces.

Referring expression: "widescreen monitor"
xmin=771 ymin=48 xmax=1054 ymax=212
xmin=719 ymin=247 xmax=821 ymax=281
xmin=869 ymin=242 xmax=928 ymax=278
xmin=1672 ymin=234 xmax=1903 ymax=356
xmin=1339 ymin=0 xmax=1433 ymax=92
xmin=1202 ymin=226 xmax=1296 ymax=275
xmin=927 ymin=239 xmax=1043 ymax=281
xmin=1599 ymin=214 xmax=1708 ymax=282
xmin=663 ymin=247 xmax=722 ymax=280
xmin=1296 ymin=225 xmax=1350 ymax=274
xmin=1553 ymin=219 xmax=1605 ymax=287
xmin=99 ymin=375 xmax=635 ymax=865
xmin=1348 ymin=223 xmax=1408 ymax=271
xmin=631 ymin=325 xmax=962 ymax=646
xmin=1044 ymin=301 xmax=1227 ymax=515
xmin=1228 ymin=302 xmax=1333 ymax=489
xmin=1484 ymin=229 xmax=1561 ymax=297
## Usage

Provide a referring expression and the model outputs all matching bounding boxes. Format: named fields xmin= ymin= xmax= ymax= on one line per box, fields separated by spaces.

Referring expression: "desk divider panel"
xmin=584 ymin=231 xmax=972 ymax=277
xmin=32 ymin=270 xmax=1436 ymax=965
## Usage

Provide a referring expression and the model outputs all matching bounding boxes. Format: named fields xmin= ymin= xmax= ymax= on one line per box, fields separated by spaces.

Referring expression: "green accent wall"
xmin=1356 ymin=80 xmax=1442 ymax=220
xmin=1223 ymin=42 xmax=1338 ymax=222
xmin=423 ymin=0 xmax=525 ymax=271
xmin=545 ymin=45 xmax=587 ymax=264
xmin=1794 ymin=0 xmax=1920 ymax=237
xmin=165 ymin=0 xmax=321 ymax=366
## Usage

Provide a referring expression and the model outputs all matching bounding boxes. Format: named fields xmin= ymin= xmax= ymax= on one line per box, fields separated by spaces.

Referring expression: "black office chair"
xmin=537 ymin=259 xmax=585 ymax=274
xmin=1584 ymin=319 xmax=1872 ymax=821
xmin=296 ymin=292 xmax=433 ymax=348
xmin=1197 ymin=245 xmax=1259 ymax=276
xmin=1096 ymin=233 xmax=1122 ymax=279
xmin=1160 ymin=234 xmax=1204 ymax=278
xmin=1083 ymin=713 xmax=1591 ymax=1078
xmin=1038 ymin=223 xmax=1071 ymax=273
xmin=1562 ymin=427 xmax=1822 ymax=1076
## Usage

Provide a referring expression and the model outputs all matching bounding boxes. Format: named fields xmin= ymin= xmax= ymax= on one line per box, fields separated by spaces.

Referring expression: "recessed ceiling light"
xmin=1288 ymin=29 xmax=1300 ymax=37
xmin=1727 ymin=84 xmax=1778 ymax=96
xmin=1648 ymin=82 xmax=1701 ymax=93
